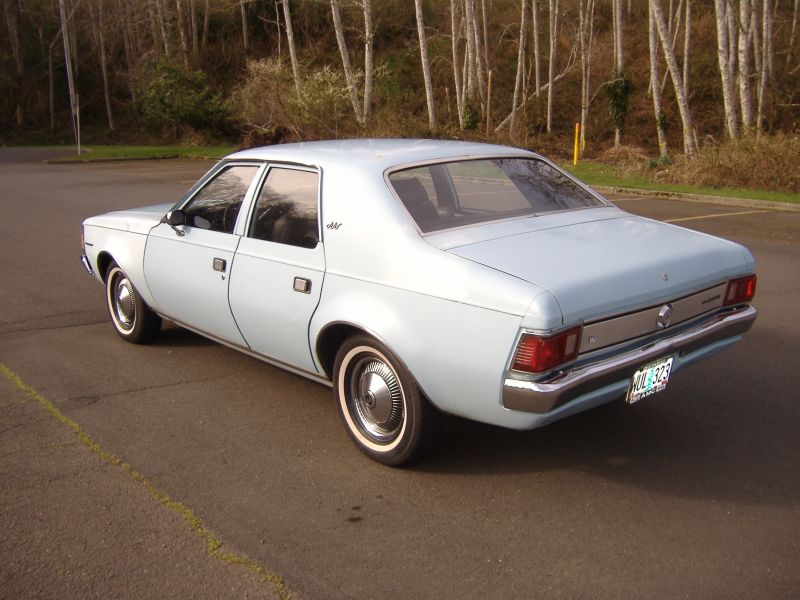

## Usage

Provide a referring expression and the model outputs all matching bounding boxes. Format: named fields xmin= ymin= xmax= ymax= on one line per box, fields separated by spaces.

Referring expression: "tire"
xmin=333 ymin=335 xmax=442 ymax=466
xmin=105 ymin=261 xmax=161 ymax=344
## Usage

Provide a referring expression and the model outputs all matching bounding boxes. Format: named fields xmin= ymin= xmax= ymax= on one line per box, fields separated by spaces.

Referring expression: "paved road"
xmin=1 ymin=150 xmax=798 ymax=599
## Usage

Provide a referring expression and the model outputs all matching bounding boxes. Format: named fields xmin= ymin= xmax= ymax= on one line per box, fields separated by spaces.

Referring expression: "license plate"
xmin=626 ymin=356 xmax=674 ymax=404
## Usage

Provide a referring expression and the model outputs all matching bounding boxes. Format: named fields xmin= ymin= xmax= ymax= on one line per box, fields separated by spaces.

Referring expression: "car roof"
xmin=227 ymin=138 xmax=536 ymax=172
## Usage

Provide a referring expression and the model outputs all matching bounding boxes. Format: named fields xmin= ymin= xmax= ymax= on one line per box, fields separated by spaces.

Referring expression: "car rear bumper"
xmin=502 ymin=305 xmax=757 ymax=416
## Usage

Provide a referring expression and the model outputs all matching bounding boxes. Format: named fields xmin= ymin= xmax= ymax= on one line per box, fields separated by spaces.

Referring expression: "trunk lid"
xmin=445 ymin=214 xmax=754 ymax=323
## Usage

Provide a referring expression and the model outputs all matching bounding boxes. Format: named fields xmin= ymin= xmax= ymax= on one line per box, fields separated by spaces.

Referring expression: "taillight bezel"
xmin=511 ymin=325 xmax=583 ymax=375
xmin=723 ymin=274 xmax=757 ymax=307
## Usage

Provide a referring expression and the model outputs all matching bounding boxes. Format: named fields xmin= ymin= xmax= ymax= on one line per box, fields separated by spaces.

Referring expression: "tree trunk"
xmin=578 ymin=0 xmax=595 ymax=154
xmin=510 ymin=0 xmax=529 ymax=139
xmin=650 ymin=0 xmax=697 ymax=155
xmin=612 ymin=0 xmax=624 ymax=146
xmin=363 ymin=0 xmax=374 ymax=123
xmin=202 ymin=0 xmax=210 ymax=48
xmin=189 ymin=0 xmax=198 ymax=61
xmin=464 ymin=0 xmax=478 ymax=104
xmin=738 ymin=0 xmax=754 ymax=130
xmin=450 ymin=0 xmax=465 ymax=128
xmin=330 ymin=0 xmax=364 ymax=124
xmin=788 ymin=0 xmax=798 ymax=66
xmin=240 ymin=0 xmax=248 ymax=53
xmin=546 ymin=0 xmax=558 ymax=134
xmin=176 ymin=0 xmax=190 ymax=68
xmin=714 ymin=0 xmax=739 ymax=139
xmin=682 ymin=0 xmax=691 ymax=98
xmin=756 ymin=0 xmax=772 ymax=134
xmin=415 ymin=0 xmax=437 ymax=131
xmin=156 ymin=0 xmax=171 ymax=56
xmin=649 ymin=1 xmax=668 ymax=158
xmin=531 ymin=0 xmax=541 ymax=96
xmin=59 ymin=0 xmax=79 ymax=149
xmin=472 ymin=0 xmax=487 ymax=110
xmin=282 ymin=0 xmax=301 ymax=100
xmin=96 ymin=0 xmax=115 ymax=129
xmin=4 ymin=0 xmax=24 ymax=126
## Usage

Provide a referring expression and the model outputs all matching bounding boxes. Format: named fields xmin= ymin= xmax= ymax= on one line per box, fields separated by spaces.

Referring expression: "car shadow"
xmin=154 ymin=323 xmax=217 ymax=348
xmin=418 ymin=337 xmax=799 ymax=507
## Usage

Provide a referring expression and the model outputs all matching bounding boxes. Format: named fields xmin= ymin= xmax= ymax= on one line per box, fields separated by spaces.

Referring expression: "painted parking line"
xmin=665 ymin=209 xmax=773 ymax=223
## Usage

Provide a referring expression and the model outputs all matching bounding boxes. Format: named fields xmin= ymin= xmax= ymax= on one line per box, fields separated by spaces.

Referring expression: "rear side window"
xmin=183 ymin=165 xmax=258 ymax=233
xmin=388 ymin=157 xmax=605 ymax=233
xmin=249 ymin=168 xmax=319 ymax=249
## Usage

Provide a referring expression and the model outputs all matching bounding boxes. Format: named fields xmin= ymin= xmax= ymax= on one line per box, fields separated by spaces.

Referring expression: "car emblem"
xmin=657 ymin=304 xmax=674 ymax=329
xmin=662 ymin=272 xmax=670 ymax=281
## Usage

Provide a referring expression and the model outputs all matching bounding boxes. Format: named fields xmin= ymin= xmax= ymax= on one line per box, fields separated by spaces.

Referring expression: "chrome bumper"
xmin=80 ymin=254 xmax=94 ymax=275
xmin=502 ymin=305 xmax=757 ymax=414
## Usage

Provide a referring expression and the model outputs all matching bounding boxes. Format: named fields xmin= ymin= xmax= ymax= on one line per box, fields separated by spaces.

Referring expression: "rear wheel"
xmin=105 ymin=261 xmax=161 ymax=344
xmin=333 ymin=335 xmax=441 ymax=466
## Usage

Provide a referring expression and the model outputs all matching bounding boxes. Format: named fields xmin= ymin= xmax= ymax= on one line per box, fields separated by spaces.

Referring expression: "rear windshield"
xmin=387 ymin=157 xmax=606 ymax=233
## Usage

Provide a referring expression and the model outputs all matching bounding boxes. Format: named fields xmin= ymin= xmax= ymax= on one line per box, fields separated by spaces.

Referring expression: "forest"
xmin=2 ymin=0 xmax=799 ymax=191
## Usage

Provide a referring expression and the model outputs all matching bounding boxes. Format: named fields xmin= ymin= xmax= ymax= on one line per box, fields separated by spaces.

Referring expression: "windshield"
xmin=387 ymin=157 xmax=606 ymax=233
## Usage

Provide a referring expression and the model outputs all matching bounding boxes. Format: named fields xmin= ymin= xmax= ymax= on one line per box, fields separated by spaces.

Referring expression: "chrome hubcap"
xmin=113 ymin=275 xmax=135 ymax=330
xmin=349 ymin=357 xmax=404 ymax=443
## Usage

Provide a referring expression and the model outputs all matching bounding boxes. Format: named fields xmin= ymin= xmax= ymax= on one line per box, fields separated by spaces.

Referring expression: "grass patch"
xmin=48 ymin=144 xmax=235 ymax=162
xmin=565 ymin=161 xmax=800 ymax=205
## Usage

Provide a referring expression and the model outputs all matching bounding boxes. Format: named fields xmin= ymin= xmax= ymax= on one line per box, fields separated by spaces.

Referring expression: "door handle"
xmin=293 ymin=277 xmax=312 ymax=294
xmin=213 ymin=258 xmax=227 ymax=272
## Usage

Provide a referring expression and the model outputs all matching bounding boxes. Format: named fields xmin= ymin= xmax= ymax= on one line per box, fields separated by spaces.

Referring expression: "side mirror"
xmin=165 ymin=210 xmax=186 ymax=237
xmin=166 ymin=210 xmax=185 ymax=226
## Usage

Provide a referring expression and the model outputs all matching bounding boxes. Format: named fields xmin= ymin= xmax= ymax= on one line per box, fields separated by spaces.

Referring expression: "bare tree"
xmin=175 ymin=0 xmax=190 ymax=67
xmin=3 ymin=0 xmax=24 ymax=126
xmin=788 ymin=0 xmax=799 ymax=66
xmin=330 ymin=0 xmax=363 ymax=124
xmin=714 ymin=0 xmax=739 ymax=139
xmin=189 ymin=0 xmax=198 ymax=61
xmin=648 ymin=1 xmax=668 ymax=157
xmin=756 ymin=0 xmax=773 ymax=134
xmin=531 ymin=0 xmax=541 ymax=96
xmin=281 ymin=0 xmax=301 ymax=100
xmin=202 ymin=0 xmax=209 ymax=48
xmin=59 ymin=0 xmax=80 ymax=150
xmin=363 ymin=0 xmax=374 ymax=123
xmin=546 ymin=0 xmax=558 ymax=134
xmin=651 ymin=0 xmax=697 ymax=155
xmin=682 ymin=0 xmax=691 ymax=97
xmin=450 ymin=0 xmax=465 ymax=128
xmin=240 ymin=0 xmax=248 ymax=52
xmin=415 ymin=0 xmax=437 ymax=130
xmin=510 ymin=0 xmax=530 ymax=139
xmin=738 ymin=0 xmax=754 ymax=130
xmin=578 ymin=0 xmax=595 ymax=154
xmin=611 ymin=0 xmax=624 ymax=146
xmin=89 ymin=0 xmax=114 ymax=129
xmin=464 ymin=0 xmax=478 ymax=104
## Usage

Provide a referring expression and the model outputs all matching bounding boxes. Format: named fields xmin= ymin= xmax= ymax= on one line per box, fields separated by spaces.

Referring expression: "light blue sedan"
xmin=80 ymin=139 xmax=757 ymax=465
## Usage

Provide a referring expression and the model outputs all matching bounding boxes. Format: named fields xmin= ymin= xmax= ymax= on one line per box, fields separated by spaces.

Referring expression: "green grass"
xmin=48 ymin=144 xmax=235 ymax=162
xmin=564 ymin=161 xmax=800 ymax=205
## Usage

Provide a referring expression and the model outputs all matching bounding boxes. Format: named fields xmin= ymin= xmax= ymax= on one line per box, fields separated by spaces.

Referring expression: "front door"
xmin=144 ymin=163 xmax=261 ymax=346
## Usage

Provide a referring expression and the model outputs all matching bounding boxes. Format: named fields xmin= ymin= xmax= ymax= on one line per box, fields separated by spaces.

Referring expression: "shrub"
xmin=138 ymin=60 xmax=230 ymax=139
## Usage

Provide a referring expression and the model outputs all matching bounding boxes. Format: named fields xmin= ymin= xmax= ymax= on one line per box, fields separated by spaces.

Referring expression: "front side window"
xmin=249 ymin=168 xmax=319 ymax=249
xmin=183 ymin=165 xmax=259 ymax=233
xmin=388 ymin=157 xmax=606 ymax=233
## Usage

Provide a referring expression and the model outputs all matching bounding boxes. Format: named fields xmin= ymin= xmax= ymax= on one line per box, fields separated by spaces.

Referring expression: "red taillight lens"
xmin=511 ymin=326 xmax=582 ymax=374
xmin=724 ymin=274 xmax=757 ymax=306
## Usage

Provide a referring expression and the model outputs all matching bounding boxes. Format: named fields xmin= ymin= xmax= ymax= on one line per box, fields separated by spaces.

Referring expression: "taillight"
xmin=724 ymin=274 xmax=756 ymax=306
xmin=511 ymin=326 xmax=582 ymax=374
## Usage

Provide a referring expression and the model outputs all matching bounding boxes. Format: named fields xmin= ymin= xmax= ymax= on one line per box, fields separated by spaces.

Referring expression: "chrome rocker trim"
xmin=503 ymin=305 xmax=757 ymax=417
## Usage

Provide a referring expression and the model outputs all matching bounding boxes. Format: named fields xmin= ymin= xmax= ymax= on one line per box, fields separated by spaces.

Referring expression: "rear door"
xmin=228 ymin=165 xmax=325 ymax=373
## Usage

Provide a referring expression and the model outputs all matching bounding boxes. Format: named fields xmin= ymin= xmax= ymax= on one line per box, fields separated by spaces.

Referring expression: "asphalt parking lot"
xmin=1 ymin=149 xmax=798 ymax=599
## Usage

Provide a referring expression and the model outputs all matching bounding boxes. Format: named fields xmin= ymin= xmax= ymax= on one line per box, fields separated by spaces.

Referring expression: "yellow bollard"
xmin=573 ymin=122 xmax=580 ymax=166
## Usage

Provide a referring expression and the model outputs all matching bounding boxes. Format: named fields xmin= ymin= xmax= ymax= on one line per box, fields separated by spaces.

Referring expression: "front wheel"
xmin=333 ymin=335 xmax=441 ymax=466
xmin=105 ymin=261 xmax=161 ymax=344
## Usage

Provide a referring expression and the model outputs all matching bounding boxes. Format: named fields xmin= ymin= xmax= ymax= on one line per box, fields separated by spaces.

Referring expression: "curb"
xmin=594 ymin=185 xmax=800 ymax=212
xmin=44 ymin=154 xmax=223 ymax=164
